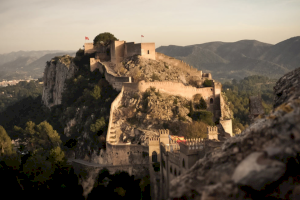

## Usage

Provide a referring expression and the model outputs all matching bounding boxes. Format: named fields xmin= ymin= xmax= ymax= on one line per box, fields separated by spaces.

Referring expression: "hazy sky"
xmin=0 ymin=0 xmax=299 ymax=54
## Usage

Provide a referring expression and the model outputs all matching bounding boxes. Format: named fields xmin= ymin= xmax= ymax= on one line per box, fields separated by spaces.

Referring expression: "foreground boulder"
xmin=170 ymin=67 xmax=300 ymax=200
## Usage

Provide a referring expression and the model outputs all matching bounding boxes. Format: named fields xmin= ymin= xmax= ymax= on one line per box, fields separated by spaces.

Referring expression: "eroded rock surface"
xmin=42 ymin=55 xmax=77 ymax=108
xmin=169 ymin=67 xmax=300 ymax=200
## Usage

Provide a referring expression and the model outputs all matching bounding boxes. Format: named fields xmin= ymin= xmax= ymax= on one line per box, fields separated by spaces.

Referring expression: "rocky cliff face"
xmin=42 ymin=55 xmax=78 ymax=108
xmin=170 ymin=67 xmax=300 ymax=200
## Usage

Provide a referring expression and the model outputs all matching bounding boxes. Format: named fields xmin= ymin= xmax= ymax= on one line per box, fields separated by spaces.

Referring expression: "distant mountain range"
xmin=156 ymin=36 xmax=300 ymax=81
xmin=0 ymin=51 xmax=75 ymax=81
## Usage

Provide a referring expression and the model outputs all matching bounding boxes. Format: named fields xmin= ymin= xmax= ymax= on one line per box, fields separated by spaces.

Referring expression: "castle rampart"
xmin=90 ymin=58 xmax=131 ymax=91
xmin=106 ymin=143 xmax=149 ymax=165
xmin=137 ymin=81 xmax=214 ymax=100
xmin=106 ymin=86 xmax=125 ymax=144
xmin=124 ymin=42 xmax=141 ymax=58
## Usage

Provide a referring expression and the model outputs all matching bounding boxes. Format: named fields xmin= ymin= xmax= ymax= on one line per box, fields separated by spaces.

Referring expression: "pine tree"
xmin=199 ymin=97 xmax=207 ymax=109
xmin=0 ymin=126 xmax=14 ymax=155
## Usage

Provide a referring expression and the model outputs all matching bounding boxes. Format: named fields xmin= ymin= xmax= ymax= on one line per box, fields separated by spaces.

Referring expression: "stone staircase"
xmin=108 ymin=109 xmax=123 ymax=144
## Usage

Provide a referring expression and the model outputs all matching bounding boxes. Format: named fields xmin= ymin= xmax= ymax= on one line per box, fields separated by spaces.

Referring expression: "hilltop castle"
xmin=82 ymin=40 xmax=232 ymax=199
xmin=84 ymin=40 xmax=155 ymax=64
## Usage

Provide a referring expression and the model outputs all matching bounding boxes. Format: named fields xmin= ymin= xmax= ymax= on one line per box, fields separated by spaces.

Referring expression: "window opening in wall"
xmin=147 ymin=50 xmax=150 ymax=54
xmin=210 ymin=98 xmax=214 ymax=104
xmin=174 ymin=169 xmax=177 ymax=176
xmin=179 ymin=171 xmax=181 ymax=176
xmin=152 ymin=151 xmax=157 ymax=162
xmin=182 ymin=159 xmax=185 ymax=168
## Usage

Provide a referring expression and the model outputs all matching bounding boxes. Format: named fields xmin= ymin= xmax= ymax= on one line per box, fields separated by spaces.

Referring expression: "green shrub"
xmin=154 ymin=90 xmax=161 ymax=97
xmin=203 ymin=79 xmax=213 ymax=87
xmin=192 ymin=110 xmax=214 ymax=125
xmin=173 ymin=98 xmax=178 ymax=105
xmin=93 ymin=32 xmax=118 ymax=46
xmin=132 ymin=93 xmax=139 ymax=99
xmin=90 ymin=117 xmax=106 ymax=133
xmin=195 ymin=97 xmax=207 ymax=109
xmin=178 ymin=114 xmax=186 ymax=121
xmin=151 ymin=73 xmax=160 ymax=81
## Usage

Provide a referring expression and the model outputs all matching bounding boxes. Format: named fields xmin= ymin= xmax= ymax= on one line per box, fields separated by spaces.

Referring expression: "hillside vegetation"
xmin=223 ymin=75 xmax=275 ymax=134
xmin=0 ymin=48 xmax=148 ymax=199
xmin=0 ymin=80 xmax=43 ymax=112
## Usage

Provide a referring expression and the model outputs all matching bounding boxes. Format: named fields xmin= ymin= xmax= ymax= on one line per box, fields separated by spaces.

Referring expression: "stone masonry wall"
xmin=106 ymin=86 xmax=124 ymax=144
xmin=124 ymin=42 xmax=142 ymax=58
xmin=141 ymin=43 xmax=156 ymax=60
xmin=90 ymin=58 xmax=131 ymax=91
xmin=123 ymin=81 xmax=214 ymax=101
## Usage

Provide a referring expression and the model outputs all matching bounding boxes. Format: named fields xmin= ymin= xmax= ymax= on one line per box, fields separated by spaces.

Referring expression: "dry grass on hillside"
xmin=113 ymin=54 xmax=204 ymax=86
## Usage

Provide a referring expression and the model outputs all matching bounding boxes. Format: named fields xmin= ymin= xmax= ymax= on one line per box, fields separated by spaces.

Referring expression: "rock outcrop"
xmin=42 ymin=55 xmax=78 ymax=108
xmin=169 ymin=67 xmax=300 ymax=200
xmin=273 ymin=67 xmax=300 ymax=109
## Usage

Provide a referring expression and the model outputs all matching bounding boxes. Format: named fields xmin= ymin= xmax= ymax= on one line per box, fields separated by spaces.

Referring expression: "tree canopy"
xmin=14 ymin=121 xmax=64 ymax=164
xmin=222 ymin=75 xmax=275 ymax=134
xmin=93 ymin=32 xmax=118 ymax=46
xmin=0 ymin=126 xmax=14 ymax=155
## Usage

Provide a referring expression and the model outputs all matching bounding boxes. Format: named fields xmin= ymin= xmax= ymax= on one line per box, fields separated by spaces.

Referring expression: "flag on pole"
xmin=141 ymin=35 xmax=144 ymax=37
xmin=85 ymin=36 xmax=89 ymax=40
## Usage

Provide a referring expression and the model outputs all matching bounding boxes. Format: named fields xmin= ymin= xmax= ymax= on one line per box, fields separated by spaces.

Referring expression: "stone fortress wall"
xmin=141 ymin=43 xmax=156 ymax=60
xmin=106 ymin=86 xmax=124 ymax=144
xmin=90 ymin=58 xmax=131 ymax=91
xmin=123 ymin=81 xmax=216 ymax=108
xmin=124 ymin=42 xmax=142 ymax=58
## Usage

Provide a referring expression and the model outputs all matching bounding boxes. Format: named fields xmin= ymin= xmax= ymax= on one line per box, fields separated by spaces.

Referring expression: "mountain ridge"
xmin=156 ymin=37 xmax=299 ymax=81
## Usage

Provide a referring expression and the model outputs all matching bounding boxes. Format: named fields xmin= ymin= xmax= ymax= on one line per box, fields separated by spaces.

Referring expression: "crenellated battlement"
xmin=179 ymin=138 xmax=205 ymax=155
xmin=149 ymin=136 xmax=160 ymax=145
xmin=207 ymin=126 xmax=218 ymax=133
xmin=207 ymin=126 xmax=219 ymax=140
xmin=159 ymin=129 xmax=169 ymax=135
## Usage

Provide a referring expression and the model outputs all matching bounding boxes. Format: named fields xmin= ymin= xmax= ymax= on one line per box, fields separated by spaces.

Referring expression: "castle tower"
xmin=84 ymin=43 xmax=94 ymax=54
xmin=207 ymin=126 xmax=218 ymax=140
xmin=148 ymin=135 xmax=161 ymax=200
xmin=159 ymin=129 xmax=170 ymax=145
